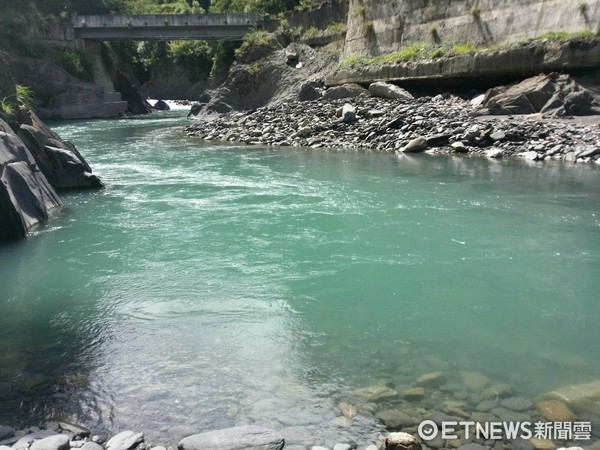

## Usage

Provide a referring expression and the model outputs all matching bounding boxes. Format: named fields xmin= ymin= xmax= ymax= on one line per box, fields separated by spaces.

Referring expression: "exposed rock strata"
xmin=0 ymin=108 xmax=102 ymax=241
xmin=0 ymin=129 xmax=62 ymax=241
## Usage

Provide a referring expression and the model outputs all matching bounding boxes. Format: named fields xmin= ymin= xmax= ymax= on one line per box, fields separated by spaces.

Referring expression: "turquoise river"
xmin=0 ymin=110 xmax=599 ymax=445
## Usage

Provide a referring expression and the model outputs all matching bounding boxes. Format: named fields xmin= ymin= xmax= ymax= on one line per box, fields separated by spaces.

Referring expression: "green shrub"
xmin=234 ymin=30 xmax=278 ymax=61
xmin=168 ymin=41 xmax=213 ymax=82
xmin=0 ymin=84 xmax=34 ymax=116
xmin=55 ymin=48 xmax=95 ymax=81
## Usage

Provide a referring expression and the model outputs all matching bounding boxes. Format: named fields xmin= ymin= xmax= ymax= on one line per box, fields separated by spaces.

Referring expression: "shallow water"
xmin=0 ymin=111 xmax=599 ymax=445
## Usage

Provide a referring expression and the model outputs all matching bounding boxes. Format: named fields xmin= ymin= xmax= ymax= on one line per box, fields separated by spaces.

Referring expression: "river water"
xmin=0 ymin=111 xmax=599 ymax=445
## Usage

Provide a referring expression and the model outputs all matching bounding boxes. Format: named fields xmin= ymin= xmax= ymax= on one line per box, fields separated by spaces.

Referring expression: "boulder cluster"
xmin=185 ymin=78 xmax=600 ymax=165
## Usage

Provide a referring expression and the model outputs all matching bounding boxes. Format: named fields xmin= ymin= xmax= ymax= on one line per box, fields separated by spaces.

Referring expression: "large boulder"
xmin=369 ymin=82 xmax=414 ymax=101
xmin=153 ymin=99 xmax=170 ymax=111
xmin=16 ymin=111 xmax=102 ymax=189
xmin=178 ymin=426 xmax=284 ymax=450
xmin=0 ymin=131 xmax=62 ymax=241
xmin=481 ymin=73 xmax=600 ymax=116
xmin=323 ymin=83 xmax=367 ymax=100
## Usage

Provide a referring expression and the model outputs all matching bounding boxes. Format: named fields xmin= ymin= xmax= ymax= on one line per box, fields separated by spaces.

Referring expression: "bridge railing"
xmin=71 ymin=13 xmax=261 ymax=29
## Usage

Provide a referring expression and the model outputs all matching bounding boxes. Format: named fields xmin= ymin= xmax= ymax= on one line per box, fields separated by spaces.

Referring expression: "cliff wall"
xmin=343 ymin=0 xmax=600 ymax=58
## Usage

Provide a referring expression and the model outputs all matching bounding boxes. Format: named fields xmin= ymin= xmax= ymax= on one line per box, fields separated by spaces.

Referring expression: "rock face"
xmin=190 ymin=43 xmax=338 ymax=118
xmin=0 ymin=130 xmax=62 ymax=241
xmin=16 ymin=111 xmax=103 ymax=189
xmin=481 ymin=73 xmax=600 ymax=117
xmin=0 ymin=106 xmax=101 ymax=241
xmin=178 ymin=426 xmax=284 ymax=450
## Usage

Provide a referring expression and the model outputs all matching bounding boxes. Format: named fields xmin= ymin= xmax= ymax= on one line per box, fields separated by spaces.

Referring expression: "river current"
xmin=0 ymin=110 xmax=598 ymax=445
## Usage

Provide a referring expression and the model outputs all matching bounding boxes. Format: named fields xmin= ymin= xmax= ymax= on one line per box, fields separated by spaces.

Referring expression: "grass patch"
xmin=0 ymin=85 xmax=34 ymax=116
xmin=235 ymin=30 xmax=277 ymax=58
xmin=536 ymin=30 xmax=594 ymax=41
xmin=452 ymin=42 xmax=480 ymax=54
xmin=338 ymin=29 xmax=597 ymax=70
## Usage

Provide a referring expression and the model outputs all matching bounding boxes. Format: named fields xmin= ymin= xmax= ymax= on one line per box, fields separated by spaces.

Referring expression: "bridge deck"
xmin=72 ymin=13 xmax=260 ymax=40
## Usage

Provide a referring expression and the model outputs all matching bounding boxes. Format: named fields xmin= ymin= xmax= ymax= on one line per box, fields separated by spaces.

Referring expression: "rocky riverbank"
xmin=1 ymin=372 xmax=598 ymax=450
xmin=185 ymin=76 xmax=600 ymax=164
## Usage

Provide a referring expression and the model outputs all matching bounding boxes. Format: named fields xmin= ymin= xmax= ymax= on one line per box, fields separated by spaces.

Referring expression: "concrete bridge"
xmin=71 ymin=13 xmax=261 ymax=41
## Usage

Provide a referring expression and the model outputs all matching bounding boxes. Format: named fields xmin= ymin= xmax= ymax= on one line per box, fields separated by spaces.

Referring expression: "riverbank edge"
xmin=184 ymin=93 xmax=600 ymax=165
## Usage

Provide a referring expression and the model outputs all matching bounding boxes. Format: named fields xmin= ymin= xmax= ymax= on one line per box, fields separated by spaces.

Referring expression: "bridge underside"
xmin=74 ymin=26 xmax=252 ymax=41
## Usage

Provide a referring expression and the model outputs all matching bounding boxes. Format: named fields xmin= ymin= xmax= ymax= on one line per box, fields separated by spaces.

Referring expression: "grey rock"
xmin=369 ymin=82 xmax=414 ymax=101
xmin=500 ymin=397 xmax=533 ymax=411
xmin=1 ymin=445 xmax=12 ymax=450
xmin=490 ymin=130 xmax=506 ymax=141
xmin=17 ymin=119 xmax=103 ymax=189
xmin=386 ymin=117 xmax=404 ymax=129
xmin=0 ymin=429 xmax=14 ymax=441
xmin=470 ymin=94 xmax=486 ymax=108
xmin=153 ymin=100 xmax=170 ymax=111
xmin=310 ymin=447 xmax=330 ymax=450
xmin=402 ymin=136 xmax=427 ymax=153
xmin=12 ymin=432 xmax=60 ymax=450
xmin=30 ymin=435 xmax=69 ymax=450
xmin=55 ymin=424 xmax=88 ymax=439
xmin=323 ymin=83 xmax=367 ymax=100
xmin=297 ymin=126 xmax=312 ymax=137
xmin=426 ymin=134 xmax=451 ymax=147
xmin=0 ymin=132 xmax=64 ymax=242
xmin=341 ymin=104 xmax=357 ymax=123
xmin=178 ymin=426 xmax=284 ymax=450
xmin=90 ymin=432 xmax=108 ymax=445
xmin=105 ymin=431 xmax=144 ymax=450
xmin=456 ymin=445 xmax=490 ymax=450
xmin=578 ymin=148 xmax=600 ymax=158
xmin=206 ymin=100 xmax=233 ymax=114
xmin=298 ymin=83 xmax=322 ymax=102
xmin=519 ymin=151 xmax=540 ymax=161
xmin=486 ymin=148 xmax=504 ymax=158
xmin=451 ymin=141 xmax=468 ymax=153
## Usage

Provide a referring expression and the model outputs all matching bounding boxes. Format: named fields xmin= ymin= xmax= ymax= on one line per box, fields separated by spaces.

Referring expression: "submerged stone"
xmin=538 ymin=380 xmax=600 ymax=415
xmin=535 ymin=400 xmax=576 ymax=422
xmin=354 ymin=382 xmax=397 ymax=401
xmin=416 ymin=371 xmax=446 ymax=388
